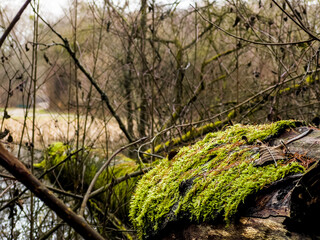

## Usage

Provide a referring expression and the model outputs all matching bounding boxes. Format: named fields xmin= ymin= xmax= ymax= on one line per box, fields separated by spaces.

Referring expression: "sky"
xmin=1 ymin=0 xmax=197 ymax=20
xmin=0 ymin=0 xmax=197 ymax=41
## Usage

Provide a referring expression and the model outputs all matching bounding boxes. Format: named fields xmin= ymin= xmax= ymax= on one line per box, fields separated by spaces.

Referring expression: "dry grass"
xmin=0 ymin=108 xmax=125 ymax=151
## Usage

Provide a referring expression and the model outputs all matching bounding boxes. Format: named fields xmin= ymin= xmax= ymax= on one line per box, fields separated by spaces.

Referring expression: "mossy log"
xmin=161 ymin=159 xmax=320 ymax=240
xmin=130 ymin=121 xmax=320 ymax=239
xmin=147 ymin=71 xmax=320 ymax=159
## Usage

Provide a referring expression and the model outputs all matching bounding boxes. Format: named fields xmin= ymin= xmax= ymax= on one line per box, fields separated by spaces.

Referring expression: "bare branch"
xmin=34 ymin=13 xmax=134 ymax=143
xmin=0 ymin=0 xmax=31 ymax=48
xmin=89 ymin=166 xmax=153 ymax=198
xmin=0 ymin=144 xmax=105 ymax=240
xmin=193 ymin=5 xmax=316 ymax=46
xmin=79 ymin=137 xmax=147 ymax=216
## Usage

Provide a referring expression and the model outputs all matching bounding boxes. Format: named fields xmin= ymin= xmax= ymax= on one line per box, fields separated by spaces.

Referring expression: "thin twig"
xmin=0 ymin=144 xmax=105 ymax=240
xmin=38 ymin=148 xmax=83 ymax=179
xmin=32 ymin=11 xmax=134 ymax=143
xmin=79 ymin=137 xmax=147 ymax=216
xmin=89 ymin=167 xmax=152 ymax=198
xmin=273 ymin=0 xmax=320 ymax=41
xmin=266 ymin=146 xmax=278 ymax=167
xmin=192 ymin=5 xmax=315 ymax=46
xmin=0 ymin=148 xmax=83 ymax=212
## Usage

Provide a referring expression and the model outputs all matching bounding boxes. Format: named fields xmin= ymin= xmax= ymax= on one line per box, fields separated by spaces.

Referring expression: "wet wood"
xmin=162 ymin=217 xmax=312 ymax=240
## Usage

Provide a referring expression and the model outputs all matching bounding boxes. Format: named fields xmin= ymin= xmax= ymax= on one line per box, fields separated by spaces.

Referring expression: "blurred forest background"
xmin=0 ymin=0 xmax=320 ymax=239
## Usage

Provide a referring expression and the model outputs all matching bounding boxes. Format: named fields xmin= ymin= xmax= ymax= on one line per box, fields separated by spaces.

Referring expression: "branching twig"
xmin=89 ymin=166 xmax=152 ymax=198
xmin=273 ymin=0 xmax=320 ymax=41
xmin=33 ymin=13 xmax=134 ymax=143
xmin=141 ymin=70 xmax=320 ymax=156
xmin=193 ymin=5 xmax=315 ymax=46
xmin=37 ymin=148 xmax=83 ymax=179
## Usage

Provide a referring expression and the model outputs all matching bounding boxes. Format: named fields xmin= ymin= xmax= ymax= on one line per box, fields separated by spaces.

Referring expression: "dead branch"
xmin=0 ymin=144 xmax=105 ymax=240
xmin=0 ymin=0 xmax=31 ymax=48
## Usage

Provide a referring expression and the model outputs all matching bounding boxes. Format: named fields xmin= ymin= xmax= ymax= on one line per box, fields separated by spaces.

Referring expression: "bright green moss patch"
xmin=305 ymin=75 xmax=314 ymax=84
xmin=129 ymin=120 xmax=305 ymax=239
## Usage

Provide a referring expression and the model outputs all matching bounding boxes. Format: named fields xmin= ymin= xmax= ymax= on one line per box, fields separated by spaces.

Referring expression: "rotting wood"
xmin=254 ymin=128 xmax=313 ymax=166
xmin=157 ymin=126 xmax=320 ymax=240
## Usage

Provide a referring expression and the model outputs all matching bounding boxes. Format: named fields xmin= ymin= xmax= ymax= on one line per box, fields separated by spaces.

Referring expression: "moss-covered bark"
xmin=130 ymin=120 xmax=306 ymax=239
xmin=147 ymin=119 xmax=228 ymax=156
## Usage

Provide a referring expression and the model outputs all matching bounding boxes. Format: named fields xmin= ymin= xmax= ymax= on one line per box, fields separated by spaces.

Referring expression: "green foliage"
xmin=129 ymin=120 xmax=305 ymax=239
xmin=35 ymin=142 xmax=141 ymax=221
xmin=306 ymin=75 xmax=314 ymax=84
xmin=227 ymin=109 xmax=236 ymax=119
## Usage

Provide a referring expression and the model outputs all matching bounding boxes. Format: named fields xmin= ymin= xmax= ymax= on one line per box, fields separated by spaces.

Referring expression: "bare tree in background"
xmin=0 ymin=0 xmax=320 ymax=239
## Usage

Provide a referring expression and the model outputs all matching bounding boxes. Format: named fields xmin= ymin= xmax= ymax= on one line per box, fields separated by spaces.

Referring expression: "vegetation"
xmin=130 ymin=120 xmax=305 ymax=238
xmin=35 ymin=142 xmax=143 ymax=234
xmin=0 ymin=0 xmax=320 ymax=239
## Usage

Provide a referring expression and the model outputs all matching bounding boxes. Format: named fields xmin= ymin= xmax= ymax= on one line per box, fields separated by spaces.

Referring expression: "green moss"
xmin=306 ymin=75 xmax=314 ymax=84
xmin=34 ymin=142 xmax=70 ymax=171
xmin=279 ymin=77 xmax=317 ymax=95
xmin=129 ymin=120 xmax=305 ymax=239
xmin=279 ymin=87 xmax=291 ymax=94
xmin=297 ymin=42 xmax=308 ymax=49
xmin=36 ymin=142 xmax=141 ymax=221
xmin=227 ymin=109 xmax=236 ymax=119
xmin=172 ymin=112 xmax=178 ymax=120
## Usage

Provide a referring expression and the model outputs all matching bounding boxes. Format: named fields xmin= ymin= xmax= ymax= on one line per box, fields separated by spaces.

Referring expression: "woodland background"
xmin=0 ymin=0 xmax=320 ymax=239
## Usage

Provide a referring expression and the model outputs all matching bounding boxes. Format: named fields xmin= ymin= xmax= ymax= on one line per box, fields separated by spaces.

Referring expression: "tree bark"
xmin=138 ymin=0 xmax=148 ymax=138
xmin=124 ymin=44 xmax=134 ymax=140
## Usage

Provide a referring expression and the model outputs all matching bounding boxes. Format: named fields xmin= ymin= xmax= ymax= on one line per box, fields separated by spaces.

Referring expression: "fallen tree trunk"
xmin=161 ymin=216 xmax=312 ymax=240
xmin=130 ymin=121 xmax=320 ymax=239
xmin=162 ymin=166 xmax=320 ymax=240
xmin=161 ymin=126 xmax=320 ymax=240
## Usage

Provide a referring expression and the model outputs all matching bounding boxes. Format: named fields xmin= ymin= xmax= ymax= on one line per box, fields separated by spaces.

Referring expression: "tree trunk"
xmin=123 ymin=40 xmax=134 ymax=139
xmin=138 ymin=0 xmax=148 ymax=138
